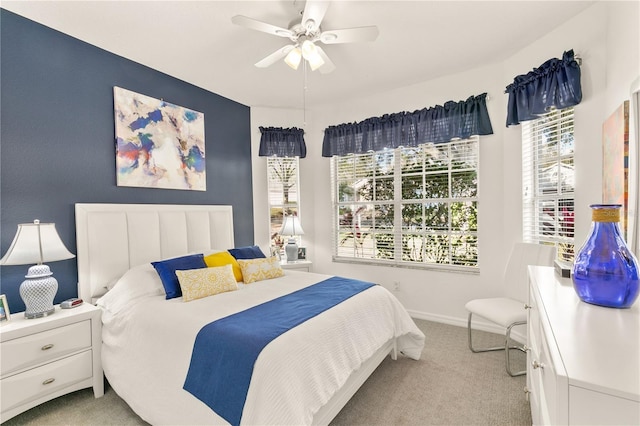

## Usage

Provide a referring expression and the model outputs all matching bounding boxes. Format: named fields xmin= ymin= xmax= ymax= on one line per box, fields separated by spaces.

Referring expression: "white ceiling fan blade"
xmin=315 ymin=46 xmax=336 ymax=74
xmin=231 ymin=15 xmax=293 ymax=38
xmin=301 ymin=1 xmax=330 ymax=32
xmin=320 ymin=26 xmax=379 ymax=44
xmin=255 ymin=45 xmax=295 ymax=68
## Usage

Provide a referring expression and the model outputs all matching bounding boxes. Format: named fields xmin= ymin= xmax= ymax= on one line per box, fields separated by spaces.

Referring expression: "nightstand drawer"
xmin=1 ymin=350 xmax=92 ymax=412
xmin=1 ymin=320 xmax=91 ymax=377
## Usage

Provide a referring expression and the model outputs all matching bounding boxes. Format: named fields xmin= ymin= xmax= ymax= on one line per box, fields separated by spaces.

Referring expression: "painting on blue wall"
xmin=114 ymin=86 xmax=206 ymax=191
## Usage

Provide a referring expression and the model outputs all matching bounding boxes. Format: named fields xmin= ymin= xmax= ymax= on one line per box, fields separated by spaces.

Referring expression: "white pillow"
xmin=97 ymin=263 xmax=165 ymax=315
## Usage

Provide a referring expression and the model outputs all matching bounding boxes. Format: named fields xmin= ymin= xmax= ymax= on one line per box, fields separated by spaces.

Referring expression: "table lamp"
xmin=0 ymin=220 xmax=75 ymax=318
xmin=279 ymin=215 xmax=305 ymax=262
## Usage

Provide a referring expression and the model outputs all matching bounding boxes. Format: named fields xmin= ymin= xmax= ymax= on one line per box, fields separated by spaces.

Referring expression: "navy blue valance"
xmin=259 ymin=127 xmax=306 ymax=158
xmin=322 ymin=93 xmax=493 ymax=157
xmin=505 ymin=49 xmax=582 ymax=127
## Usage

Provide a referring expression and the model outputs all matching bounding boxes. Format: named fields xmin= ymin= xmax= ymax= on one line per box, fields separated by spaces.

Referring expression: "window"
xmin=332 ymin=138 xmax=479 ymax=270
xmin=522 ymin=108 xmax=575 ymax=262
xmin=267 ymin=157 xmax=300 ymax=254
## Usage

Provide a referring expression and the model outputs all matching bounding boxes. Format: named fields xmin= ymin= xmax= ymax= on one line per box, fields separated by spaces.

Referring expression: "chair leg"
xmin=505 ymin=321 xmax=526 ymax=377
xmin=467 ymin=313 xmax=526 ymax=377
xmin=467 ymin=312 xmax=506 ymax=353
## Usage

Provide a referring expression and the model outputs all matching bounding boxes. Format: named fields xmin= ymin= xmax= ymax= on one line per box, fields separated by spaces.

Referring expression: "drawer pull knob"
xmin=41 ymin=344 xmax=54 ymax=351
xmin=522 ymin=345 xmax=530 ymax=352
xmin=532 ymin=360 xmax=544 ymax=369
xmin=524 ymin=304 xmax=532 ymax=310
xmin=42 ymin=378 xmax=56 ymax=385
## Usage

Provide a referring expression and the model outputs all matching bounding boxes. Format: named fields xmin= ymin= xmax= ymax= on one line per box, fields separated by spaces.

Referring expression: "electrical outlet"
xmin=393 ymin=281 xmax=400 ymax=291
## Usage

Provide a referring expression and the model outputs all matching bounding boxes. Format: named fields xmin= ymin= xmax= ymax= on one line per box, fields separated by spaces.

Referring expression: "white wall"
xmin=251 ymin=1 xmax=640 ymax=331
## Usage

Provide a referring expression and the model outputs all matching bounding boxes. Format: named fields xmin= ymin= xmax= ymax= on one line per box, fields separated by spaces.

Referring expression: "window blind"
xmin=522 ymin=108 xmax=575 ymax=261
xmin=333 ymin=138 xmax=479 ymax=270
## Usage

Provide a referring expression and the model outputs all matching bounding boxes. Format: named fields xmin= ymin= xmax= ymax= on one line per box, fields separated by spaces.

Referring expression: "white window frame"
xmin=331 ymin=138 xmax=480 ymax=272
xmin=522 ymin=107 xmax=575 ymax=262
xmin=267 ymin=157 xmax=301 ymax=255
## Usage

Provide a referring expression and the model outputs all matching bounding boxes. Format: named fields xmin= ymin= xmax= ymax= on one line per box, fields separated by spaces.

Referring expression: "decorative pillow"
xmin=237 ymin=256 xmax=284 ymax=284
xmin=228 ymin=245 xmax=266 ymax=260
xmin=204 ymin=251 xmax=243 ymax=282
xmin=176 ymin=264 xmax=238 ymax=302
xmin=151 ymin=254 xmax=206 ymax=300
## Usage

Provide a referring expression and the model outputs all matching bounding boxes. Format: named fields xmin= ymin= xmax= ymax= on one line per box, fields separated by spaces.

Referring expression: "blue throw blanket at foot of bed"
xmin=183 ymin=276 xmax=375 ymax=426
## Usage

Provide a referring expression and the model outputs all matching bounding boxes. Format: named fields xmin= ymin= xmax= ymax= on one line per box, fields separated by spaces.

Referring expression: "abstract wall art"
xmin=602 ymin=100 xmax=630 ymax=238
xmin=114 ymin=87 xmax=206 ymax=191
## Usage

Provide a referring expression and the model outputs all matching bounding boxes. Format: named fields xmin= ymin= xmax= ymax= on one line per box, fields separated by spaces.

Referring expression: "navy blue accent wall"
xmin=0 ymin=10 xmax=254 ymax=312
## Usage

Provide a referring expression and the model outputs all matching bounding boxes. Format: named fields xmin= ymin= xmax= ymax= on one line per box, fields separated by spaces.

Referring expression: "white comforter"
xmin=97 ymin=266 xmax=425 ymax=425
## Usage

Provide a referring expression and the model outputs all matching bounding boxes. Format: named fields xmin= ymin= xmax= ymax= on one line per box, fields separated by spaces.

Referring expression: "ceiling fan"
xmin=231 ymin=1 xmax=379 ymax=74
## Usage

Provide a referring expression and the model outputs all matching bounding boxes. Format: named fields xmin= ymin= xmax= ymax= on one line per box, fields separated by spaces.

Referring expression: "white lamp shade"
xmin=279 ymin=215 xmax=305 ymax=237
xmin=300 ymin=40 xmax=324 ymax=71
xmin=307 ymin=53 xmax=325 ymax=71
xmin=284 ymin=47 xmax=302 ymax=70
xmin=0 ymin=221 xmax=75 ymax=265
xmin=300 ymin=40 xmax=317 ymax=60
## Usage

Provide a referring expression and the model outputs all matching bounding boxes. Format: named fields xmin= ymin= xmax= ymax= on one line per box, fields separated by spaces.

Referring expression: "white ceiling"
xmin=2 ymin=0 xmax=595 ymax=109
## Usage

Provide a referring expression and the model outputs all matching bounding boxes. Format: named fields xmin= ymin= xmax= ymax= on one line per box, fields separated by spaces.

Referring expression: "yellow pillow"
xmin=237 ymin=256 xmax=284 ymax=284
xmin=204 ymin=251 xmax=243 ymax=282
xmin=175 ymin=264 xmax=238 ymax=302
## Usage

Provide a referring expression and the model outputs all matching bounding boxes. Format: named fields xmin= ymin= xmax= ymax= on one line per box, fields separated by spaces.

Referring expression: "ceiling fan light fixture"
xmin=307 ymin=52 xmax=325 ymax=71
xmin=284 ymin=47 xmax=302 ymax=70
xmin=300 ymin=40 xmax=317 ymax=60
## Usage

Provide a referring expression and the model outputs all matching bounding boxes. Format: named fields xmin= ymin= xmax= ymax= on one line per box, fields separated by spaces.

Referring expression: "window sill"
xmin=331 ymin=257 xmax=480 ymax=275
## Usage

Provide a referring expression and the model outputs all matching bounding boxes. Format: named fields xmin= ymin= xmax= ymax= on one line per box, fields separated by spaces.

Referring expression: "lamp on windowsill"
xmin=279 ymin=215 xmax=305 ymax=262
xmin=0 ymin=220 xmax=75 ymax=319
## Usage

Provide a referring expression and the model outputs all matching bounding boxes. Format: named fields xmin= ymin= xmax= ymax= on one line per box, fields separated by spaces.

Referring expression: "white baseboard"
xmin=407 ymin=309 xmax=527 ymax=345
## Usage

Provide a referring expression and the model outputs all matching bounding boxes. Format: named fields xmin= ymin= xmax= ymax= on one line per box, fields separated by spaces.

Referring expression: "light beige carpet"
xmin=2 ymin=319 xmax=530 ymax=425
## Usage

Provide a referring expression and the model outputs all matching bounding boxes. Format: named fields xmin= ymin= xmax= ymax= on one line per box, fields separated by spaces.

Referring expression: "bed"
xmin=75 ymin=203 xmax=425 ymax=425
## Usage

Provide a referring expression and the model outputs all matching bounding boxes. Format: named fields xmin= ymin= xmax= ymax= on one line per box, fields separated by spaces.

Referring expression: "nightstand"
xmin=0 ymin=303 xmax=103 ymax=422
xmin=280 ymin=260 xmax=313 ymax=272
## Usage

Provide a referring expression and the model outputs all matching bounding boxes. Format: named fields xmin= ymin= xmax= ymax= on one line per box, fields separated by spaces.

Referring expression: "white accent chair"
xmin=465 ymin=243 xmax=556 ymax=376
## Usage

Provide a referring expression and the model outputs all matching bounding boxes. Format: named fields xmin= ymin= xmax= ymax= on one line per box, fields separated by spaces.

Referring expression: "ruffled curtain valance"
xmin=505 ymin=49 xmax=582 ymax=127
xmin=259 ymin=126 xmax=306 ymax=158
xmin=322 ymin=93 xmax=493 ymax=157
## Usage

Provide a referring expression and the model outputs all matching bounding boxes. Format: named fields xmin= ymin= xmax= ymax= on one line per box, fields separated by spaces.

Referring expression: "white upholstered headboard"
xmin=75 ymin=203 xmax=234 ymax=303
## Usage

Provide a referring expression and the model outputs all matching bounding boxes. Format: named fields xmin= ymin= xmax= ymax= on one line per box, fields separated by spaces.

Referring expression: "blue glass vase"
xmin=572 ymin=204 xmax=639 ymax=308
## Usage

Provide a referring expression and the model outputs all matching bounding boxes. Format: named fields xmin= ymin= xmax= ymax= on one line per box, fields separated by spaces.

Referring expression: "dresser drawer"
xmin=0 ymin=350 xmax=92 ymax=412
xmin=536 ymin=328 xmax=558 ymax=425
xmin=1 ymin=320 xmax=91 ymax=377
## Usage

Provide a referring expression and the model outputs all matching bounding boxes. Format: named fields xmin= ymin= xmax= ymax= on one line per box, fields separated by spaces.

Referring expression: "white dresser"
xmin=0 ymin=303 xmax=103 ymax=422
xmin=527 ymin=266 xmax=639 ymax=425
